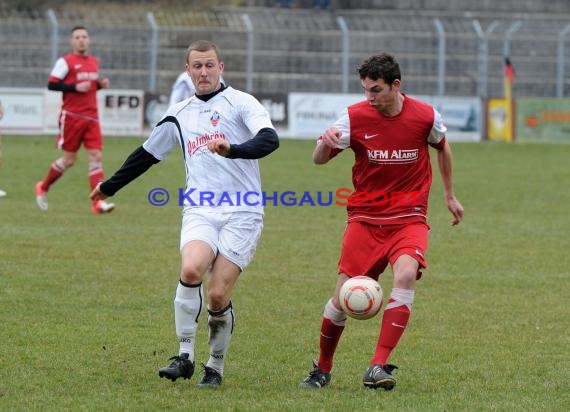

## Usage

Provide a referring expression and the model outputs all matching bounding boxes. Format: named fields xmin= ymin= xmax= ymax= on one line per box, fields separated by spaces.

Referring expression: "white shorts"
xmin=180 ymin=209 xmax=264 ymax=271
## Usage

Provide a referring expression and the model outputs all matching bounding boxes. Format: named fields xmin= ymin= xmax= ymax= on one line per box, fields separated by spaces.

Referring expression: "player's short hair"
xmin=186 ymin=40 xmax=223 ymax=63
xmin=71 ymin=25 xmax=88 ymax=34
xmin=357 ymin=53 xmax=401 ymax=85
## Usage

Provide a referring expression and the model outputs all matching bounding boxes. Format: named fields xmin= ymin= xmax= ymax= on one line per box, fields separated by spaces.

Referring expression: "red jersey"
xmin=328 ymin=94 xmax=447 ymax=225
xmin=49 ymin=53 xmax=101 ymax=118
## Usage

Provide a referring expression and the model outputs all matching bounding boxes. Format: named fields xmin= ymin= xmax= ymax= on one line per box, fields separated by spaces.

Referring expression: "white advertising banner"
xmin=0 ymin=88 xmax=45 ymax=134
xmin=43 ymin=90 xmax=63 ymax=135
xmin=288 ymin=93 xmax=362 ymax=138
xmin=414 ymin=95 xmax=483 ymax=142
xmin=97 ymin=90 xmax=144 ymax=136
xmin=0 ymin=87 xmax=144 ymax=136
xmin=288 ymin=93 xmax=482 ymax=142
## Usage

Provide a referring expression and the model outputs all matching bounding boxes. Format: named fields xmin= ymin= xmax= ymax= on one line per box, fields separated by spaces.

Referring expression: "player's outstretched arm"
xmin=90 ymin=146 xmax=160 ymax=200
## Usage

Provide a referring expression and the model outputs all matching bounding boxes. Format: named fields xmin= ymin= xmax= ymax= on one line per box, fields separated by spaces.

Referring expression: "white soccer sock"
xmin=324 ymin=298 xmax=347 ymax=326
xmin=54 ymin=158 xmax=67 ymax=172
xmin=205 ymin=302 xmax=235 ymax=376
xmin=174 ymin=280 xmax=203 ymax=362
xmin=387 ymin=288 xmax=415 ymax=310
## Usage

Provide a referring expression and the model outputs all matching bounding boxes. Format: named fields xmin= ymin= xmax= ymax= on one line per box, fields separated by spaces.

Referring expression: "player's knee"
xmin=60 ymin=157 xmax=76 ymax=168
xmin=206 ymin=289 xmax=229 ymax=311
xmin=180 ymin=264 xmax=202 ymax=284
xmin=393 ymin=255 xmax=421 ymax=288
xmin=393 ymin=269 xmax=417 ymax=289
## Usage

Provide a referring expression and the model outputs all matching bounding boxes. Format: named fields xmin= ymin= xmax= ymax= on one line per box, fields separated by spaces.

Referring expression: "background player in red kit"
xmin=300 ymin=53 xmax=464 ymax=390
xmin=35 ymin=25 xmax=114 ymax=214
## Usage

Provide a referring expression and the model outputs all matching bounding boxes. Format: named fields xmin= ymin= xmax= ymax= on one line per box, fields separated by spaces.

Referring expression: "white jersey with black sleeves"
xmin=143 ymin=86 xmax=274 ymax=214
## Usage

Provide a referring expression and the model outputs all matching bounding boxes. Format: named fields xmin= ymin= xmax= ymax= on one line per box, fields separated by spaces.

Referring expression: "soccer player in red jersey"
xmin=35 ymin=25 xmax=114 ymax=214
xmin=300 ymin=53 xmax=464 ymax=390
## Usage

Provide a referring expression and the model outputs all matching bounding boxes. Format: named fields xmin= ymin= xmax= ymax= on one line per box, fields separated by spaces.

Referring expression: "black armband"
xmin=47 ymin=82 xmax=76 ymax=92
xmin=227 ymin=127 xmax=279 ymax=159
xmin=99 ymin=146 xmax=160 ymax=196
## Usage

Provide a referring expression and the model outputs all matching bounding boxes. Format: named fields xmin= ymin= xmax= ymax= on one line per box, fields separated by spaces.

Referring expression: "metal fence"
xmin=1 ymin=6 xmax=570 ymax=98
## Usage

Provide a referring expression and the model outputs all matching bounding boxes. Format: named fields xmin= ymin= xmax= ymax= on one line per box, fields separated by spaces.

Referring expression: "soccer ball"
xmin=339 ymin=276 xmax=383 ymax=320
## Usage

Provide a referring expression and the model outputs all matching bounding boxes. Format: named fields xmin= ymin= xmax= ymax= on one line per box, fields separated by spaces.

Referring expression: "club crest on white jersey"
xmin=210 ymin=111 xmax=221 ymax=127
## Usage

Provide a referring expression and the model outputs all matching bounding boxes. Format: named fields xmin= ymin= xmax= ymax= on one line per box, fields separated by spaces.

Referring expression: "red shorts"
xmin=56 ymin=111 xmax=103 ymax=152
xmin=338 ymin=221 xmax=429 ymax=280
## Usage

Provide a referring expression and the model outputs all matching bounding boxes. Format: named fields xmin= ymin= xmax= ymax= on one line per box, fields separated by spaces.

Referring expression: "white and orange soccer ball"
xmin=339 ymin=276 xmax=383 ymax=320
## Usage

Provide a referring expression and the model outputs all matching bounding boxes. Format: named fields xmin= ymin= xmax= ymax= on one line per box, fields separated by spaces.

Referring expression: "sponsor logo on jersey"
xmin=77 ymin=72 xmax=99 ymax=81
xmin=210 ymin=111 xmax=221 ymax=127
xmin=367 ymin=148 xmax=418 ymax=164
xmin=188 ymin=132 xmax=227 ymax=156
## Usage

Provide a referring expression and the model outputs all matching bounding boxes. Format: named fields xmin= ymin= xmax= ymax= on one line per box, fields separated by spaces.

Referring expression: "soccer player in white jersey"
xmin=168 ymin=70 xmax=225 ymax=106
xmin=90 ymin=40 xmax=279 ymax=388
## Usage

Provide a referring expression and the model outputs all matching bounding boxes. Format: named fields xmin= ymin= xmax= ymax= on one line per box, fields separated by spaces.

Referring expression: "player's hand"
xmin=76 ymin=81 xmax=91 ymax=92
xmin=320 ymin=127 xmax=341 ymax=148
xmin=98 ymin=76 xmax=110 ymax=89
xmin=89 ymin=183 xmax=109 ymax=201
xmin=446 ymin=196 xmax=464 ymax=226
xmin=207 ymin=139 xmax=231 ymax=157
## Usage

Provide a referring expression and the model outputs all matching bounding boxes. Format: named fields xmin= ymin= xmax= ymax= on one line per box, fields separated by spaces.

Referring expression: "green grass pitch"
xmin=0 ymin=135 xmax=568 ymax=411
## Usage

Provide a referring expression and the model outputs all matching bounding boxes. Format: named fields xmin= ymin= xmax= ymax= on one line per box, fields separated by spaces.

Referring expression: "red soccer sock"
xmin=318 ymin=317 xmax=345 ymax=373
xmin=41 ymin=162 xmax=65 ymax=191
xmin=89 ymin=169 xmax=104 ymax=192
xmin=371 ymin=298 xmax=411 ymax=365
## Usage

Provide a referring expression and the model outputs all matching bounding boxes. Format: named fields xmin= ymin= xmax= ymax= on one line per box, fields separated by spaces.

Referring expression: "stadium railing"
xmin=1 ymin=4 xmax=570 ymax=98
